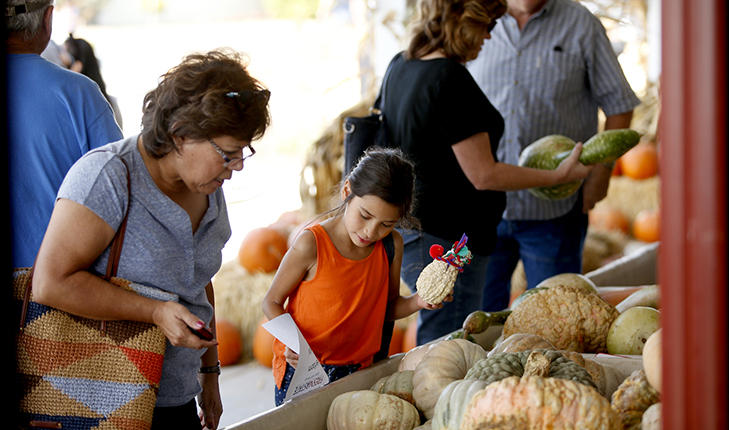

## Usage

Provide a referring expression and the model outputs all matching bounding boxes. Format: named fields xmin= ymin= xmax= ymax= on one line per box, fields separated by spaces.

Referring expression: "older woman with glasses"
xmin=379 ymin=0 xmax=594 ymax=346
xmin=32 ymin=49 xmax=271 ymax=430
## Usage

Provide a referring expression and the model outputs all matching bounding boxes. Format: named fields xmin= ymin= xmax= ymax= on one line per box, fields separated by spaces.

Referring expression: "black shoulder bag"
xmin=342 ymin=63 xmax=394 ymax=180
xmin=373 ymin=232 xmax=397 ymax=362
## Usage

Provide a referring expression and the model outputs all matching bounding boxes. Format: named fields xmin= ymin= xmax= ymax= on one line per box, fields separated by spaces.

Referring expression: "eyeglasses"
xmin=209 ymin=139 xmax=255 ymax=170
xmin=225 ymin=89 xmax=271 ymax=110
xmin=486 ymin=19 xmax=498 ymax=33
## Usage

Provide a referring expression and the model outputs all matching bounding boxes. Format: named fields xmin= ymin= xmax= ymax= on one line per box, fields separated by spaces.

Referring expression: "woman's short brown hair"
xmin=405 ymin=0 xmax=507 ymax=62
xmin=141 ymin=48 xmax=271 ymax=158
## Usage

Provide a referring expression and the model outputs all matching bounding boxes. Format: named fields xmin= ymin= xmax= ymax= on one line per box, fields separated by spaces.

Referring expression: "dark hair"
xmin=64 ymin=35 xmax=109 ymax=101
xmin=406 ymin=0 xmax=507 ymax=62
xmin=333 ymin=146 xmax=420 ymax=230
xmin=140 ymin=48 xmax=271 ymax=158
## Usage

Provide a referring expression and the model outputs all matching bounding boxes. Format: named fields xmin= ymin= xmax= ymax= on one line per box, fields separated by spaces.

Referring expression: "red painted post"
xmin=661 ymin=0 xmax=727 ymax=428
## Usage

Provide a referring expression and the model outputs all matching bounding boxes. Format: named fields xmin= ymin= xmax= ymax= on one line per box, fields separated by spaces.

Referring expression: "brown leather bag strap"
xmin=104 ymin=157 xmax=131 ymax=281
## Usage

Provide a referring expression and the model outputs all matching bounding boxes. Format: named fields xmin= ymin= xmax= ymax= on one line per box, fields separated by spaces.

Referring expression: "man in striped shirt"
xmin=467 ymin=0 xmax=641 ymax=311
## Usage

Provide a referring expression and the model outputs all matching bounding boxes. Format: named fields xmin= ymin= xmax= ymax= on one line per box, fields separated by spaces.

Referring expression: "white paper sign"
xmin=262 ymin=313 xmax=330 ymax=402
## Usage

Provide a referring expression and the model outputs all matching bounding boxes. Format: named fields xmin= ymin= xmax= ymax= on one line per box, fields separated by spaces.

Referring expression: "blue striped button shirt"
xmin=467 ymin=0 xmax=640 ymax=220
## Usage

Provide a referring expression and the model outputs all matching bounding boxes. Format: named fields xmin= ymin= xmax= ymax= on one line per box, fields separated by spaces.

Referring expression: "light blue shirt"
xmin=467 ymin=0 xmax=640 ymax=220
xmin=57 ymin=135 xmax=231 ymax=407
xmin=8 ymin=53 xmax=123 ymax=267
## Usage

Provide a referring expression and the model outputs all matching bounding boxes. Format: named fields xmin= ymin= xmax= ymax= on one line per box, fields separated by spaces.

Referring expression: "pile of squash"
xmin=326 ymin=273 xmax=663 ymax=430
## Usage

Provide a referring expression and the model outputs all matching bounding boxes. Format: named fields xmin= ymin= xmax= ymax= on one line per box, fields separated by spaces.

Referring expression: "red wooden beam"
xmin=661 ymin=0 xmax=727 ymax=428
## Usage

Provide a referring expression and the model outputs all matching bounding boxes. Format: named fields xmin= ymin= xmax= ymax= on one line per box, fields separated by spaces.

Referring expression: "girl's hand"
xmin=416 ymin=292 xmax=450 ymax=310
xmin=197 ymin=373 xmax=223 ymax=430
xmin=555 ymin=142 xmax=594 ymax=183
xmin=151 ymin=301 xmax=218 ymax=350
xmin=284 ymin=346 xmax=299 ymax=368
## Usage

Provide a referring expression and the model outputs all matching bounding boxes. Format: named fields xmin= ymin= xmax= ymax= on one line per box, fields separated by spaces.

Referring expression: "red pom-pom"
xmin=429 ymin=244 xmax=444 ymax=259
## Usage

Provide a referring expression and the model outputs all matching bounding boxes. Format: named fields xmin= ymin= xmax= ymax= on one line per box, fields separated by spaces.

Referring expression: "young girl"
xmin=261 ymin=147 xmax=444 ymax=405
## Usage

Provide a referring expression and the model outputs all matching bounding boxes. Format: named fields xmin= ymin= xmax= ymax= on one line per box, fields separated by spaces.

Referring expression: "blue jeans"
xmin=274 ymin=362 xmax=361 ymax=406
xmin=482 ymin=199 xmax=588 ymax=311
xmin=398 ymin=230 xmax=490 ymax=346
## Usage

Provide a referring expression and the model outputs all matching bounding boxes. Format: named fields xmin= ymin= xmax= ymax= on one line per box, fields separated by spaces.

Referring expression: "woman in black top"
xmin=383 ymin=0 xmax=592 ymax=344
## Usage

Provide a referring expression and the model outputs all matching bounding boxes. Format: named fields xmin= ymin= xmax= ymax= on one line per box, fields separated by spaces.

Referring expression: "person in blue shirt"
xmin=466 ymin=0 xmax=641 ymax=311
xmin=6 ymin=0 xmax=123 ymax=268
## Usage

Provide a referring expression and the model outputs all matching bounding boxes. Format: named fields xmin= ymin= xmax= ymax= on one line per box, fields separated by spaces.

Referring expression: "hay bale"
xmin=213 ymin=260 xmax=275 ymax=362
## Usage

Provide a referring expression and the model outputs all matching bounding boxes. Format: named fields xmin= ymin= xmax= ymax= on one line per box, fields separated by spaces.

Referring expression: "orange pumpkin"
xmin=216 ymin=317 xmax=243 ymax=366
xmin=633 ymin=208 xmax=660 ymax=242
xmin=252 ymin=317 xmax=275 ymax=367
xmin=402 ymin=320 xmax=418 ymax=353
xmin=620 ymin=141 xmax=659 ymax=179
xmin=588 ymin=205 xmax=630 ymax=234
xmin=238 ymin=227 xmax=289 ymax=273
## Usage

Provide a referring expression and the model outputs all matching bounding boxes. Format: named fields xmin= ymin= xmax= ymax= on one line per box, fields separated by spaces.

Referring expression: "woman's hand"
xmin=284 ymin=346 xmax=300 ymax=369
xmin=151 ymin=301 xmax=218 ymax=349
xmin=555 ymin=142 xmax=594 ymax=183
xmin=198 ymin=373 xmax=223 ymax=430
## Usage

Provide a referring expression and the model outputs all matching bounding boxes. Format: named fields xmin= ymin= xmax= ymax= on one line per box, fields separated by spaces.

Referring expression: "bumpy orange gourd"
xmin=238 ymin=227 xmax=289 ymax=273
xmin=252 ymin=317 xmax=274 ymax=367
xmin=633 ymin=208 xmax=660 ymax=242
xmin=216 ymin=318 xmax=243 ymax=366
xmin=620 ymin=141 xmax=658 ymax=179
xmin=461 ymin=376 xmax=620 ymax=430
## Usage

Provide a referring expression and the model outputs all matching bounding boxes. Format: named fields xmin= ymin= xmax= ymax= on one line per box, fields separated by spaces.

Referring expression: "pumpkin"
xmin=431 ymin=379 xmax=488 ymax=430
xmin=642 ymin=402 xmax=662 ymax=430
xmin=503 ymin=284 xmax=620 ymax=353
xmin=398 ymin=343 xmax=435 ymax=372
xmin=610 ymin=369 xmax=660 ymax=429
xmin=606 ymin=306 xmax=661 ymax=355
xmin=633 ymin=208 xmax=660 ymax=242
xmin=642 ymin=328 xmax=662 ymax=393
xmin=489 ymin=333 xmax=556 ymax=356
xmin=216 ymin=317 xmax=243 ymax=366
xmin=252 ymin=317 xmax=274 ymax=367
xmin=370 ymin=370 xmax=415 ymax=405
xmin=620 ymin=141 xmax=658 ymax=179
xmin=238 ymin=227 xmax=289 ymax=273
xmin=461 ymin=376 xmax=621 ymax=430
xmin=412 ymin=339 xmax=487 ymax=420
xmin=615 ymin=284 xmax=660 ymax=313
xmin=589 ymin=205 xmax=631 ymax=234
xmin=327 ymin=390 xmax=421 ymax=430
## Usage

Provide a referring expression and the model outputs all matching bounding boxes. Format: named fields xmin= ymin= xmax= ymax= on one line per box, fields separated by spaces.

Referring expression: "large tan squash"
xmin=412 ymin=339 xmax=487 ymax=420
xmin=327 ymin=390 xmax=420 ymax=430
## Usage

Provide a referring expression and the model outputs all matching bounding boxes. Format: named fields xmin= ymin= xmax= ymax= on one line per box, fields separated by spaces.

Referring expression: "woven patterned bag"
xmin=13 ymin=157 xmax=175 ymax=430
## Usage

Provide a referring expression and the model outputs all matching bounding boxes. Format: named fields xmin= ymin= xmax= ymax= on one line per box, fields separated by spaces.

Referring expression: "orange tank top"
xmin=272 ymin=224 xmax=390 ymax=388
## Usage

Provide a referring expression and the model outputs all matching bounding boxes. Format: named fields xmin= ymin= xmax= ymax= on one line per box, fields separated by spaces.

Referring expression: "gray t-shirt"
xmin=58 ymin=134 xmax=231 ymax=407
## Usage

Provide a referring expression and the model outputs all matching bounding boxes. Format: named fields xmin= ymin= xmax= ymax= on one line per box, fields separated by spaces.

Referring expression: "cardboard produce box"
xmin=225 ymin=324 xmax=643 ymax=430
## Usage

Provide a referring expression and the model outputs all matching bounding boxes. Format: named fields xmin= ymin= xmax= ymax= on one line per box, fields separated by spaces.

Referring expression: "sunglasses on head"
xmin=486 ymin=19 xmax=498 ymax=33
xmin=225 ymin=89 xmax=271 ymax=110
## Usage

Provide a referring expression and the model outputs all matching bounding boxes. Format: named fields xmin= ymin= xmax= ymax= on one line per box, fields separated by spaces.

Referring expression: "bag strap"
xmin=374 ymin=232 xmax=396 ymax=362
xmin=104 ymin=157 xmax=131 ymax=281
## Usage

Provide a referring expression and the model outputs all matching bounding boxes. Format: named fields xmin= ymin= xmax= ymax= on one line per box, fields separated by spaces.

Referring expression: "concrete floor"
xmin=218 ymin=362 xmax=277 ymax=429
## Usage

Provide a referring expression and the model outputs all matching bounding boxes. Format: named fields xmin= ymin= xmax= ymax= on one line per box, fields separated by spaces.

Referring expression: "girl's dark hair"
xmin=140 ymin=48 xmax=271 ymax=158
xmin=406 ymin=0 xmax=507 ymax=62
xmin=333 ymin=146 xmax=420 ymax=230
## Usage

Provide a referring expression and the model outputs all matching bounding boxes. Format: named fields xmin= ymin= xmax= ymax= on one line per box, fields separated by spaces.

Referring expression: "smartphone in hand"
xmin=189 ymin=325 xmax=215 ymax=341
